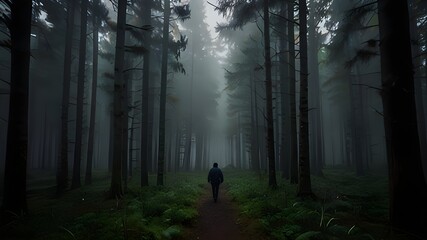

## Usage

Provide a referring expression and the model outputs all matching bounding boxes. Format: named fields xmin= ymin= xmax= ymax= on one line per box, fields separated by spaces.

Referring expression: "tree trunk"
xmin=297 ymin=0 xmax=314 ymax=198
xmin=157 ymin=0 xmax=171 ymax=185
xmin=108 ymin=110 xmax=114 ymax=172
xmin=184 ymin=41 xmax=194 ymax=171
xmin=288 ymin=0 xmax=298 ymax=184
xmin=122 ymin=58 xmax=130 ymax=192
xmin=57 ymin=0 xmax=75 ymax=194
xmin=140 ymin=0 xmax=152 ymax=187
xmin=409 ymin=3 xmax=427 ymax=184
xmin=183 ymin=122 xmax=192 ymax=170
xmin=274 ymin=93 xmax=280 ymax=171
xmin=202 ymin=133 xmax=210 ymax=170
xmin=85 ymin=0 xmax=99 ymax=185
xmin=167 ymin=129 xmax=173 ymax=172
xmin=250 ymin=71 xmax=260 ymax=172
xmin=110 ymin=0 xmax=127 ymax=198
xmin=174 ymin=127 xmax=182 ymax=172
xmin=279 ymin=2 xmax=290 ymax=179
xmin=263 ymin=0 xmax=277 ymax=188
xmin=1 ymin=0 xmax=32 ymax=216
xmin=128 ymin=114 xmax=135 ymax=177
xmin=236 ymin=112 xmax=241 ymax=169
xmin=41 ymin=112 xmax=47 ymax=169
xmin=378 ymin=0 xmax=427 ymax=237
xmin=147 ymin=92 xmax=154 ymax=172
xmin=71 ymin=0 xmax=89 ymax=189
xmin=194 ymin=131 xmax=203 ymax=171
xmin=307 ymin=6 xmax=323 ymax=177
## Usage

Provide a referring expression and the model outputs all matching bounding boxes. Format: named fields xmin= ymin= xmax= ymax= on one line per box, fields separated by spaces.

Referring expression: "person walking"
xmin=208 ymin=162 xmax=224 ymax=202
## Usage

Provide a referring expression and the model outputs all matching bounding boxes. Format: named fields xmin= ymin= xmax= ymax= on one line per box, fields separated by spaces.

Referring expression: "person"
xmin=208 ymin=162 xmax=224 ymax=202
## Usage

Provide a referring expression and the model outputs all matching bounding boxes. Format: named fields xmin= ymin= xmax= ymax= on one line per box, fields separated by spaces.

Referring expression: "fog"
xmin=0 ymin=0 xmax=426 ymax=195
xmin=0 ymin=0 xmax=426 ymax=196
xmin=1 ymin=0 xmax=427 ymax=239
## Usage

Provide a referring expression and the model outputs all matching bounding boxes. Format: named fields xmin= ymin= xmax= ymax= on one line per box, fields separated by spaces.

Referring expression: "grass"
xmin=0 ymin=171 xmax=205 ymax=240
xmin=0 ymin=167 xmax=415 ymax=240
xmin=222 ymin=167 xmax=414 ymax=240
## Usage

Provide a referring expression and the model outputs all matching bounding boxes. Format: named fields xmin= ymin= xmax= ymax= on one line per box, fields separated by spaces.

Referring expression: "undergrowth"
xmin=0 ymin=172 xmax=205 ymax=240
xmin=1 ymin=168 xmax=414 ymax=240
xmin=223 ymin=168 xmax=410 ymax=240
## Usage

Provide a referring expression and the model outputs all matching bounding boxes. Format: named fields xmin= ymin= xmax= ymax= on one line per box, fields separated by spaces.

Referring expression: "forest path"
xmin=183 ymin=184 xmax=266 ymax=240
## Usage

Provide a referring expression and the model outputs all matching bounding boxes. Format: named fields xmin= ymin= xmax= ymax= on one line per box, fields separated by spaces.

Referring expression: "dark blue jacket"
xmin=208 ymin=167 xmax=224 ymax=184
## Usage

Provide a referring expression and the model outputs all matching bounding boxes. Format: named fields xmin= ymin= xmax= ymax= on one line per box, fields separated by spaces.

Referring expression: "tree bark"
xmin=307 ymin=5 xmax=323 ymax=177
xmin=140 ymin=0 xmax=152 ymax=187
xmin=236 ymin=112 xmax=241 ymax=169
xmin=157 ymin=0 xmax=171 ymax=185
xmin=378 ymin=0 xmax=427 ymax=237
xmin=122 ymin=58 xmax=130 ymax=191
xmin=288 ymin=0 xmax=298 ymax=184
xmin=85 ymin=0 xmax=100 ymax=185
xmin=128 ymin=115 xmax=135 ymax=177
xmin=71 ymin=0 xmax=89 ymax=189
xmin=57 ymin=0 xmax=75 ymax=194
xmin=1 ymin=0 xmax=32 ymax=215
xmin=250 ymin=71 xmax=260 ymax=172
xmin=297 ymin=0 xmax=314 ymax=198
xmin=263 ymin=0 xmax=277 ymax=188
xmin=409 ymin=2 xmax=427 ymax=184
xmin=110 ymin=0 xmax=127 ymax=198
xmin=279 ymin=2 xmax=290 ymax=179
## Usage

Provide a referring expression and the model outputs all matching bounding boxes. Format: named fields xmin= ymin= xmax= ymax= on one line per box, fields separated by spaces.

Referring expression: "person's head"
xmin=213 ymin=162 xmax=218 ymax=168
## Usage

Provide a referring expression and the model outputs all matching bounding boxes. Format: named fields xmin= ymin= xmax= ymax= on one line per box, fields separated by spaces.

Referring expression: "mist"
xmin=1 ymin=0 xmax=427 ymax=239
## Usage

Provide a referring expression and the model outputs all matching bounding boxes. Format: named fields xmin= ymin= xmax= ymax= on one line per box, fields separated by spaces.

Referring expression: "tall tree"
xmin=409 ymin=0 xmax=427 ymax=185
xmin=214 ymin=0 xmax=279 ymax=184
xmin=288 ymin=0 xmax=298 ymax=184
xmin=250 ymin=70 xmax=260 ymax=172
xmin=277 ymin=1 xmax=290 ymax=179
xmin=57 ymin=0 xmax=75 ymax=194
xmin=297 ymin=0 xmax=314 ymax=198
xmin=156 ymin=0 xmax=189 ymax=184
xmin=378 ymin=0 xmax=427 ymax=237
xmin=71 ymin=0 xmax=89 ymax=189
xmin=140 ymin=0 xmax=152 ymax=187
xmin=183 ymin=38 xmax=193 ymax=171
xmin=85 ymin=0 xmax=101 ymax=185
xmin=110 ymin=0 xmax=127 ymax=198
xmin=1 ymin=0 xmax=32 ymax=215
xmin=263 ymin=0 xmax=277 ymax=188
xmin=157 ymin=0 xmax=171 ymax=186
xmin=307 ymin=0 xmax=324 ymax=177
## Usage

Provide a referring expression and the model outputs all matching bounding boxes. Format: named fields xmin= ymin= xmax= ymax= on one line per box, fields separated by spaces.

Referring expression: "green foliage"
xmin=1 ymin=170 xmax=394 ymax=240
xmin=161 ymin=225 xmax=181 ymax=239
xmin=224 ymin=169 xmax=392 ymax=240
xmin=295 ymin=231 xmax=323 ymax=240
xmin=163 ymin=207 xmax=198 ymax=225
xmin=0 ymin=172 xmax=204 ymax=240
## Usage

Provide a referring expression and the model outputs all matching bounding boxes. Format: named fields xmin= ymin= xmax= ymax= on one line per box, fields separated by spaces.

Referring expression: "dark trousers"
xmin=211 ymin=183 xmax=220 ymax=201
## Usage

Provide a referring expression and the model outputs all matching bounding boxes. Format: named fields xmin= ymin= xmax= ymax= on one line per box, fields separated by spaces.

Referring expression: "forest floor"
xmin=182 ymin=184 xmax=267 ymax=240
xmin=0 ymin=169 xmax=419 ymax=240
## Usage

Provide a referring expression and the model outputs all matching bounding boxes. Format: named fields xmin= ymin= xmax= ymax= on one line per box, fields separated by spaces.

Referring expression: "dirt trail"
xmin=183 ymin=184 xmax=266 ymax=240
